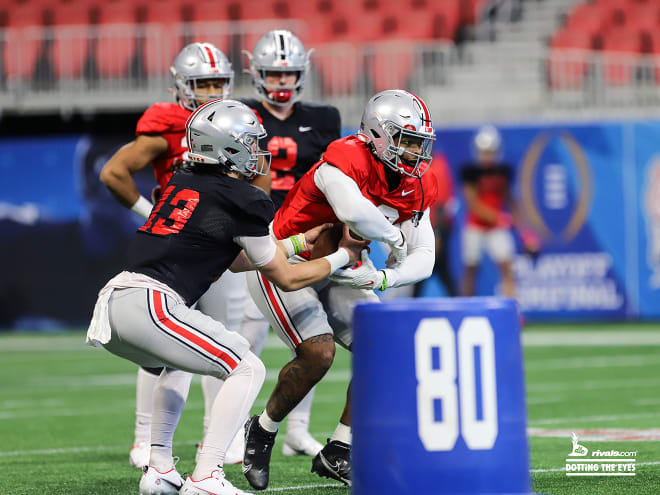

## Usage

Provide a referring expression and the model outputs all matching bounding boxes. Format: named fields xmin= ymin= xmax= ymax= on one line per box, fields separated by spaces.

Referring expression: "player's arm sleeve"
xmin=234 ymin=235 xmax=278 ymax=268
xmin=382 ymin=211 xmax=435 ymax=288
xmin=314 ymin=162 xmax=402 ymax=246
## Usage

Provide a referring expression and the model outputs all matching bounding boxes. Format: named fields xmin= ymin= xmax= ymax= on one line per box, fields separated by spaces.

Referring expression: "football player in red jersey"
xmin=197 ymin=30 xmax=341 ymax=459
xmin=88 ymin=100 xmax=365 ymax=495
xmin=460 ymin=125 xmax=538 ymax=298
xmin=242 ymin=90 xmax=440 ymax=490
xmin=99 ymin=42 xmax=263 ymax=468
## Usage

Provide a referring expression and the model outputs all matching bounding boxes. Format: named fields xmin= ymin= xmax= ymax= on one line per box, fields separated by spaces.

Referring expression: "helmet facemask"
xmin=171 ymin=42 xmax=235 ymax=111
xmin=175 ymin=74 xmax=234 ymax=111
xmin=229 ymin=131 xmax=272 ymax=179
xmin=381 ymin=122 xmax=435 ymax=178
xmin=259 ymin=69 xmax=303 ymax=105
xmin=245 ymin=30 xmax=311 ymax=107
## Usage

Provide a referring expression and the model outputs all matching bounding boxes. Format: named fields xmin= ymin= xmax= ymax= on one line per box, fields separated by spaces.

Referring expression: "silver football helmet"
xmin=186 ymin=100 xmax=271 ymax=179
xmin=359 ymin=90 xmax=435 ymax=178
xmin=245 ymin=30 xmax=311 ymax=106
xmin=171 ymin=42 xmax=234 ymax=111
xmin=473 ymin=125 xmax=502 ymax=159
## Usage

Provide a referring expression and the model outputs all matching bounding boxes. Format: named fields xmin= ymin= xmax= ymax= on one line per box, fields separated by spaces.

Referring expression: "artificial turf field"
xmin=1 ymin=323 xmax=660 ymax=495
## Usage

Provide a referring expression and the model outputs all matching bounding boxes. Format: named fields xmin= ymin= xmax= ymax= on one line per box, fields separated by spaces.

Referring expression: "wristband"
xmin=289 ymin=233 xmax=307 ymax=255
xmin=378 ymin=270 xmax=387 ymax=292
xmin=323 ymin=248 xmax=350 ymax=274
xmin=131 ymin=195 xmax=153 ymax=220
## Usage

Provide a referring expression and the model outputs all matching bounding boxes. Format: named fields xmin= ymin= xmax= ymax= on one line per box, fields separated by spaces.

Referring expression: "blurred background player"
xmin=88 ymin=99 xmax=365 ymax=495
xmin=242 ymin=90 xmax=439 ymax=490
xmin=197 ymin=29 xmax=342 ymax=459
xmin=459 ymin=125 xmax=538 ymax=298
xmin=99 ymin=41 xmax=241 ymax=468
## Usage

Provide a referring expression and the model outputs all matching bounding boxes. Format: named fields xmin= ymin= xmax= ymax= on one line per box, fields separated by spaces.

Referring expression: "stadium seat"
xmin=462 ymin=0 xmax=490 ymax=25
xmin=314 ymin=41 xmax=361 ymax=94
xmin=141 ymin=0 xmax=185 ymax=24
xmin=369 ymin=41 xmax=416 ymax=92
xmin=4 ymin=31 xmax=41 ymax=79
xmin=382 ymin=10 xmax=438 ymax=41
xmin=96 ymin=25 xmax=138 ymax=77
xmin=625 ymin=3 xmax=660 ymax=33
xmin=602 ymin=28 xmax=642 ymax=86
xmin=52 ymin=31 xmax=87 ymax=78
xmin=50 ymin=2 xmax=94 ymax=25
xmin=565 ymin=3 xmax=617 ymax=39
xmin=426 ymin=0 xmax=462 ymax=40
xmin=547 ymin=30 xmax=595 ymax=89
xmin=6 ymin=2 xmax=48 ymax=28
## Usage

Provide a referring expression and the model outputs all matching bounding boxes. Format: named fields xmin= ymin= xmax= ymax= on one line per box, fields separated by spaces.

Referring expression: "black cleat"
xmin=242 ymin=415 xmax=277 ymax=490
xmin=311 ymin=439 xmax=351 ymax=486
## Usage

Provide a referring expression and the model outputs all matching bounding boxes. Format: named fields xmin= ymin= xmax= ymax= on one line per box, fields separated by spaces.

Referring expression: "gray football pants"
xmin=104 ymin=287 xmax=251 ymax=379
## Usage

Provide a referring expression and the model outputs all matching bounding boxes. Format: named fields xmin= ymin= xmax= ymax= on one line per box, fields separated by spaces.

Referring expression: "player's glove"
xmin=390 ymin=230 xmax=407 ymax=266
xmin=329 ymin=249 xmax=387 ymax=291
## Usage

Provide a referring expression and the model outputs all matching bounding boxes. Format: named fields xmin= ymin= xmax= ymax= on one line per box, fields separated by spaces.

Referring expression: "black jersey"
xmin=126 ymin=166 xmax=275 ymax=305
xmin=240 ymin=98 xmax=341 ymax=209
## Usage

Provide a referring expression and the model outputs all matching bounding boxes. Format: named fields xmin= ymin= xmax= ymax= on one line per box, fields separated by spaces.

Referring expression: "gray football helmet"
xmin=473 ymin=125 xmax=502 ymax=157
xmin=245 ymin=30 xmax=311 ymax=106
xmin=359 ymin=90 xmax=435 ymax=178
xmin=186 ymin=100 xmax=271 ymax=179
xmin=171 ymin=42 xmax=234 ymax=111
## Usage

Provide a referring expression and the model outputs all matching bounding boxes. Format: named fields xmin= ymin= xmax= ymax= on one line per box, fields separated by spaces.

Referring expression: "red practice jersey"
xmin=136 ymin=102 xmax=191 ymax=189
xmin=460 ymin=163 xmax=513 ymax=229
xmin=273 ymin=135 xmax=440 ymax=239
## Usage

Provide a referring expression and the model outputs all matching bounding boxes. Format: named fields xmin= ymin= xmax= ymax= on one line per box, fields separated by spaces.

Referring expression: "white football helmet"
xmin=359 ymin=90 xmax=435 ymax=178
xmin=186 ymin=100 xmax=271 ymax=179
xmin=245 ymin=30 xmax=311 ymax=106
xmin=171 ymin=42 xmax=234 ymax=111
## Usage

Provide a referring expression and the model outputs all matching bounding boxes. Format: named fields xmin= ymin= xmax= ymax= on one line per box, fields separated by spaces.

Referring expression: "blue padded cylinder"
xmin=352 ymin=297 xmax=530 ymax=495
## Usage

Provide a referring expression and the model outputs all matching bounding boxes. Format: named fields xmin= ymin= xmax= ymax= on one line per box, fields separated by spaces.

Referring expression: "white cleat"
xmin=282 ymin=431 xmax=323 ymax=457
xmin=130 ymin=441 xmax=150 ymax=469
xmin=139 ymin=464 xmax=184 ymax=495
xmin=180 ymin=470 xmax=253 ymax=495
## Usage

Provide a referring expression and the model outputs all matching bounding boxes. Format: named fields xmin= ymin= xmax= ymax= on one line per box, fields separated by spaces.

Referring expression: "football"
xmin=310 ymin=223 xmax=366 ymax=259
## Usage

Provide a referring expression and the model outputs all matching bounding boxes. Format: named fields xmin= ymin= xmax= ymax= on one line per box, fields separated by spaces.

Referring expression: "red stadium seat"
xmin=52 ymin=30 xmax=88 ymax=78
xmin=382 ymin=10 xmax=438 ymax=41
xmin=4 ymin=30 xmax=41 ymax=79
xmin=50 ymin=2 xmax=94 ymax=25
xmin=462 ymin=0 xmax=490 ymax=25
xmin=427 ymin=1 xmax=461 ymax=40
xmin=565 ymin=3 xmax=617 ymax=39
xmin=370 ymin=41 xmax=416 ymax=92
xmin=6 ymin=2 xmax=48 ymax=28
xmin=188 ymin=0 xmax=230 ymax=22
xmin=547 ymin=30 xmax=595 ymax=89
xmin=142 ymin=0 xmax=186 ymax=24
xmin=602 ymin=28 xmax=642 ymax=86
xmin=625 ymin=3 xmax=660 ymax=33
xmin=314 ymin=41 xmax=360 ymax=94
xmin=96 ymin=25 xmax=137 ymax=77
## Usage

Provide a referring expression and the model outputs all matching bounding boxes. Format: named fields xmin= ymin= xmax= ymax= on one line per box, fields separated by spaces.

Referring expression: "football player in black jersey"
xmin=460 ymin=125 xmax=539 ymax=299
xmin=86 ymin=100 xmax=364 ymax=495
xmin=196 ymin=29 xmax=342 ymax=459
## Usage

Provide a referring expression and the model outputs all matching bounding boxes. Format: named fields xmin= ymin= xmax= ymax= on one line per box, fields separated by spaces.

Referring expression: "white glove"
xmin=389 ymin=230 xmax=407 ymax=266
xmin=329 ymin=249 xmax=386 ymax=291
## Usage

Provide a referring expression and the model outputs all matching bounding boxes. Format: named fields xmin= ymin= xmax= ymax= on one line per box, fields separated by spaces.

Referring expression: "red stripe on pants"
xmin=152 ymin=290 xmax=237 ymax=370
xmin=259 ymin=274 xmax=301 ymax=346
